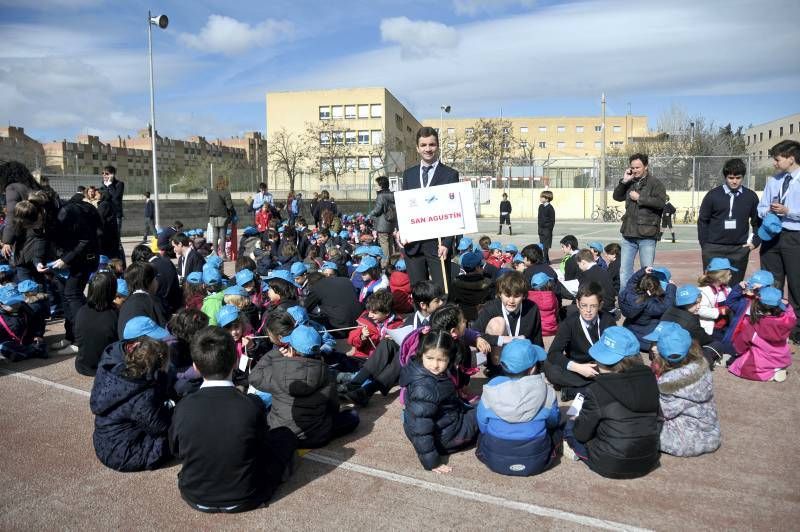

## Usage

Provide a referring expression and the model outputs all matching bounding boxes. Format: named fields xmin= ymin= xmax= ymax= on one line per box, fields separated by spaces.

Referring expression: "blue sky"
xmin=1 ymin=0 xmax=798 ymax=143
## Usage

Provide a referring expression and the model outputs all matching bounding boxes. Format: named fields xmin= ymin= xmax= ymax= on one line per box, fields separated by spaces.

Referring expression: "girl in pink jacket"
xmin=730 ymin=287 xmax=796 ymax=382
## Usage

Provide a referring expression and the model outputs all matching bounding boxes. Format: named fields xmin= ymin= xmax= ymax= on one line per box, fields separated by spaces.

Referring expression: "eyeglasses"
xmin=578 ymin=303 xmax=599 ymax=310
xmin=102 ymin=172 xmax=110 ymax=176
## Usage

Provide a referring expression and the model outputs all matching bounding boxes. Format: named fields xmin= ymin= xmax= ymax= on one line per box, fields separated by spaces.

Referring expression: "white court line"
xmin=0 ymin=367 xmax=651 ymax=532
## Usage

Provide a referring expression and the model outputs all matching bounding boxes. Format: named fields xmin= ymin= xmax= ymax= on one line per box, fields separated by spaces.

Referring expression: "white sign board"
xmin=395 ymin=181 xmax=478 ymax=243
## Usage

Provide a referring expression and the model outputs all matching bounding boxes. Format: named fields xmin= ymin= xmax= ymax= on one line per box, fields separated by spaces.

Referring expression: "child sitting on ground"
xmin=356 ymin=256 xmax=389 ymax=302
xmin=721 ymin=270 xmax=773 ymax=351
xmin=527 ymin=272 xmax=560 ymax=338
xmin=200 ymin=265 xmax=225 ymax=325
xmin=0 ymin=286 xmax=47 ymax=361
xmin=400 ymin=329 xmax=478 ymax=474
xmin=223 ymin=284 xmax=259 ymax=331
xmin=90 ymin=324 xmax=172 ymax=472
xmin=404 ymin=281 xmax=445 ymax=329
xmin=587 ymin=242 xmax=608 ymax=270
xmin=603 ymin=243 xmax=621 ymax=297
xmin=348 ymin=290 xmax=404 ymax=360
xmin=169 ymin=326 xmax=297 ymax=513
xmin=647 ymin=322 xmax=721 ymax=457
xmin=249 ymin=319 xmax=359 ymax=448
xmin=619 ymin=266 xmax=677 ymax=351
xmin=388 ymin=256 xmax=413 ymax=314
xmin=564 ymin=326 xmax=661 ymax=479
xmin=75 ymin=272 xmax=119 ymax=376
xmin=730 ymin=286 xmax=796 ymax=382
xmin=18 ymin=279 xmax=48 ymax=340
xmin=168 ymin=309 xmax=210 ymax=397
xmin=697 ymin=257 xmax=735 ymax=338
xmin=476 ymin=339 xmax=561 ymax=477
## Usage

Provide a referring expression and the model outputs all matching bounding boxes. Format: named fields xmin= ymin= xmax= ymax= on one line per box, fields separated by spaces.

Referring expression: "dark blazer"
xmin=178 ymin=249 xmax=205 ymax=279
xmin=473 ymin=298 xmax=544 ymax=348
xmin=401 ymin=162 xmax=460 ymax=256
xmin=117 ymin=292 xmax=166 ymax=339
xmin=547 ymin=310 xmax=617 ymax=369
xmin=103 ymin=178 xmax=125 ymax=218
xmin=149 ymin=256 xmax=182 ymax=318
xmin=577 ymin=265 xmax=617 ymax=312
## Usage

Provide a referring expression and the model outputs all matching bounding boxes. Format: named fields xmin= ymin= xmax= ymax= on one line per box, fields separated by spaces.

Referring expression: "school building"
xmin=744 ymin=113 xmax=800 ymax=158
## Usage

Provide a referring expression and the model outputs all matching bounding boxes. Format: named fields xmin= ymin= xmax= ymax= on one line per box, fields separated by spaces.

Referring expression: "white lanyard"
xmin=580 ymin=318 xmax=598 ymax=346
xmin=413 ymin=311 xmax=426 ymax=329
xmin=727 ymin=192 xmax=736 ymax=218
xmin=501 ymin=305 xmax=521 ymax=337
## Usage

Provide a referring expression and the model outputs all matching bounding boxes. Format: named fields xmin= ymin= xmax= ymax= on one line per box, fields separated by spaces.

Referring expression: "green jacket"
xmin=201 ymin=291 xmax=225 ymax=325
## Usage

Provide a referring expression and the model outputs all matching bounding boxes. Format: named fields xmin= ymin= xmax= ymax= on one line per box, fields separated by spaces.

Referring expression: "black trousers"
xmin=539 ymin=229 xmax=553 ymax=263
xmin=701 ymin=241 xmax=751 ymax=286
xmin=543 ymin=360 xmax=594 ymax=389
xmin=406 ymin=244 xmax=451 ymax=292
xmin=759 ymin=229 xmax=800 ymax=336
xmin=355 ymin=339 xmax=401 ymax=391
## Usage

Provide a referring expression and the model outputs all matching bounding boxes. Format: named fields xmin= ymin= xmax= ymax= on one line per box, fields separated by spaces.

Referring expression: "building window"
xmin=760 ymin=132 xmax=763 ymax=142
xmin=610 ymin=141 xmax=623 ymax=147
xmin=576 ymin=141 xmax=584 ymax=148
xmin=332 ymin=131 xmax=344 ymax=144
xmin=447 ymin=127 xmax=455 ymax=136
xmin=791 ymin=124 xmax=795 ymax=134
xmin=447 ymin=142 xmax=456 ymax=150
xmin=520 ymin=140 xmax=528 ymax=148
xmin=520 ymin=126 xmax=528 ymax=134
xmin=557 ymin=141 xmax=566 ymax=149
xmin=613 ymin=125 xmax=621 ymax=133
xmin=465 ymin=142 xmax=473 ymax=149
xmin=539 ymin=126 xmax=547 ymax=133
xmin=345 ymin=105 xmax=356 ymax=119
xmin=319 ymin=132 xmax=330 ymax=145
xmin=331 ymin=105 xmax=343 ymax=119
xmin=780 ymin=126 xmax=784 ymax=136
xmin=357 ymin=104 xmax=369 ymax=118
xmin=345 ymin=131 xmax=356 ymax=145
xmin=502 ymin=142 xmax=510 ymax=149
xmin=464 ymin=158 xmax=473 ymax=166
xmin=557 ymin=126 xmax=565 ymax=133
xmin=769 ymin=129 xmax=772 ymax=139
xmin=594 ymin=125 xmax=602 ymax=132
xmin=538 ymin=141 xmax=547 ymax=149
xmin=358 ymin=157 xmax=370 ymax=169
xmin=371 ymin=130 xmax=382 ymax=145
xmin=594 ymin=141 xmax=602 ymax=148
xmin=358 ymin=130 xmax=369 ymax=144
xmin=576 ymin=125 xmax=584 ymax=133
xmin=345 ymin=157 xmax=356 ymax=171
xmin=465 ymin=128 xmax=474 ymax=136
xmin=372 ymin=157 xmax=382 ymax=169
xmin=319 ymin=106 xmax=330 ymax=120
xmin=502 ymin=127 xmax=510 ymax=134
xmin=370 ymin=104 xmax=382 ymax=118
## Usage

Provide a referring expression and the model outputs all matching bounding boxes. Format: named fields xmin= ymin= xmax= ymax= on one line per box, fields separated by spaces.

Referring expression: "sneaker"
xmin=721 ymin=353 xmax=732 ymax=367
xmin=51 ymin=339 xmax=70 ymax=350
xmin=772 ymin=368 xmax=788 ymax=382
xmin=562 ymin=444 xmax=579 ymax=462
xmin=54 ymin=344 xmax=79 ymax=356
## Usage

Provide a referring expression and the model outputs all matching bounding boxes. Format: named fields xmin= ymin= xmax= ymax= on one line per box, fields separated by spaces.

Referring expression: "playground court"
xmin=1 ymin=222 xmax=798 ymax=531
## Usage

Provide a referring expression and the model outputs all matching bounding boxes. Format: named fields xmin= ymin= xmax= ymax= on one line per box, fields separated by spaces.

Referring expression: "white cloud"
xmin=380 ymin=17 xmax=459 ymax=59
xmin=178 ymin=15 xmax=294 ymax=56
xmin=452 ymin=0 xmax=536 ymax=16
xmin=281 ymin=0 xmax=800 ymax=120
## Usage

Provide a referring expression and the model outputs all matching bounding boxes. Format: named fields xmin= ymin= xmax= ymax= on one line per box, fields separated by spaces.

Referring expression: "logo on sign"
xmin=449 ymin=192 xmax=455 ymax=200
xmin=425 ymin=195 xmax=437 ymax=204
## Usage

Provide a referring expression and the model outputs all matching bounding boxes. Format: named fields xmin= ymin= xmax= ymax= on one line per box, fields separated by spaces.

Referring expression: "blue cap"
xmin=513 ymin=253 xmax=524 ymax=263
xmin=123 ymin=316 xmax=169 ymax=340
xmin=656 ymin=325 xmax=692 ymax=363
xmin=0 ymin=288 xmax=24 ymax=306
xmin=589 ymin=326 xmax=640 ymax=365
xmin=216 ymin=304 xmax=241 ymax=327
xmin=202 ymin=264 xmax=222 ymax=285
xmin=186 ymin=230 xmax=196 ymax=237
xmin=504 ymin=244 xmax=518 ymax=253
xmin=353 ymin=246 xmax=370 ymax=257
xmin=223 ymin=284 xmax=248 ymax=297
xmin=643 ymin=320 xmax=682 ymax=342
xmin=116 ymin=279 xmax=129 ymax=297
xmin=500 ymin=339 xmax=547 ymax=374
xmin=0 ymin=264 xmax=15 ymax=273
xmin=356 ymin=256 xmax=379 ymax=273
xmin=588 ymin=241 xmax=604 ymax=253
xmin=651 ymin=266 xmax=671 ymax=290
xmin=758 ymin=213 xmax=783 ymax=242
xmin=321 ymin=261 xmax=338 ymax=271
xmin=339 ymin=230 xmax=350 ymax=239
xmin=747 ymin=270 xmax=774 ymax=289
xmin=531 ymin=272 xmax=553 ymax=288
xmin=460 ymin=251 xmax=483 ymax=271
xmin=457 ymin=237 xmax=474 ymax=252
xmin=367 ymin=246 xmax=384 ymax=258
xmin=99 ymin=255 xmax=110 ymax=265
xmin=394 ymin=259 xmax=407 ymax=272
xmin=242 ymin=226 xmax=258 ymax=236
xmin=17 ymin=280 xmax=39 ymax=294
xmin=185 ymin=271 xmax=203 ymax=285
xmin=290 ymin=262 xmax=308 ymax=277
xmin=195 ymin=228 xmax=204 ymax=236
xmin=266 ymin=269 xmax=300 ymax=287
xmin=281 ymin=324 xmax=322 ymax=356
xmin=235 ymin=268 xmax=255 ymax=286
xmin=488 ymin=242 xmax=502 ymax=251
xmin=707 ymin=257 xmax=739 ymax=272
xmin=286 ymin=305 xmax=309 ymax=325
xmin=675 ymin=285 xmax=701 ymax=306
xmin=277 ymin=225 xmax=285 ymax=233
xmin=206 ymin=255 xmax=223 ymax=269
xmin=758 ymin=286 xmax=786 ymax=310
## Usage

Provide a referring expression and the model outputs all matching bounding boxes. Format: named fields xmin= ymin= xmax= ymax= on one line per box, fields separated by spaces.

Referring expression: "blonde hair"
xmin=698 ymin=269 xmax=731 ymax=287
xmin=223 ymin=294 xmax=250 ymax=309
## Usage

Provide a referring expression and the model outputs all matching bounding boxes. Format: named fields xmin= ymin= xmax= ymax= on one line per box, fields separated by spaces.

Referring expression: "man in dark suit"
xmin=400 ymin=126 xmax=460 ymax=289
xmin=172 ymin=233 xmax=205 ymax=282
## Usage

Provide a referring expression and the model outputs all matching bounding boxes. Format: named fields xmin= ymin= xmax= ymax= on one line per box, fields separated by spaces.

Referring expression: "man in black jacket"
xmin=101 ymin=165 xmax=124 ymax=233
xmin=303 ymin=275 xmax=363 ymax=338
xmin=367 ymin=175 xmax=397 ymax=266
xmin=697 ymin=158 xmax=760 ymax=285
xmin=400 ymin=127 xmax=460 ymax=289
xmin=545 ymin=283 xmax=616 ymax=399
xmin=613 ymin=153 xmax=666 ymax=289
xmin=142 ymin=191 xmax=155 ymax=244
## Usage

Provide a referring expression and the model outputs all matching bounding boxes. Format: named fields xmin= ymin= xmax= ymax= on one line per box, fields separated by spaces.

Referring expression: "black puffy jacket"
xmin=573 ymin=363 xmax=662 ymax=479
xmin=400 ymin=359 xmax=477 ymax=470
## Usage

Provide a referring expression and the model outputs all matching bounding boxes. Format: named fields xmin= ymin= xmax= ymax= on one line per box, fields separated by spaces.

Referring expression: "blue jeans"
xmin=619 ymin=237 xmax=657 ymax=289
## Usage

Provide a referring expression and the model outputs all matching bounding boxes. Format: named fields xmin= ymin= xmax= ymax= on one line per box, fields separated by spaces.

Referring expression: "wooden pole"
xmin=437 ymin=237 xmax=449 ymax=294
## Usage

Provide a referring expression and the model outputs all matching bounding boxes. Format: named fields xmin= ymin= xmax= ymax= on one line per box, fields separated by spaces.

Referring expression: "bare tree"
xmin=268 ymin=127 xmax=308 ymax=194
xmin=441 ymin=132 xmax=468 ymax=170
xmin=305 ymin=119 xmax=354 ymax=189
xmin=470 ymin=118 xmax=516 ymax=178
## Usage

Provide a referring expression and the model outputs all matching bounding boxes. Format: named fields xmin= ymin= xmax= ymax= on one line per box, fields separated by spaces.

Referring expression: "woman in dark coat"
xmin=206 ymin=176 xmax=234 ymax=260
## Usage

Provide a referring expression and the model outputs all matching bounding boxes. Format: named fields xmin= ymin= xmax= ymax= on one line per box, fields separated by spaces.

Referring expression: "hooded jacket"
xmin=389 ymin=271 xmax=413 ymax=314
xmin=89 ymin=341 xmax=172 ymax=472
xmin=200 ymin=291 xmax=225 ymax=326
xmin=527 ymin=289 xmax=559 ymax=336
xmin=347 ymin=310 xmax=404 ymax=360
xmin=658 ymin=358 xmax=721 ymax=456
xmin=248 ymin=349 xmax=338 ymax=448
xmin=619 ymin=268 xmax=677 ymax=349
xmin=476 ymin=374 xmax=560 ymax=476
xmin=400 ymin=358 xmax=478 ymax=470
xmin=730 ymin=305 xmax=796 ymax=381
xmin=450 ymin=272 xmax=495 ymax=322
xmin=573 ymin=364 xmax=661 ymax=479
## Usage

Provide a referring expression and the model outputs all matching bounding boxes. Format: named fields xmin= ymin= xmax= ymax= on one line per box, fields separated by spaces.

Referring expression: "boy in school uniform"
xmin=169 ymin=326 xmax=297 ymax=513
xmin=499 ymin=193 xmax=512 ymax=235
xmin=538 ymin=191 xmax=555 ymax=263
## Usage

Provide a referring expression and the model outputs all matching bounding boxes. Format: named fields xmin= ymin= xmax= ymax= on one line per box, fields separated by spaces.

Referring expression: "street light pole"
xmin=147 ymin=11 xmax=168 ymax=229
xmin=440 ymin=105 xmax=451 ymax=160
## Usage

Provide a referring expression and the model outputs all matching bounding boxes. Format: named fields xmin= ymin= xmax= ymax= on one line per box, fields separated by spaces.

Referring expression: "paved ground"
xmin=1 ymin=226 xmax=798 ymax=531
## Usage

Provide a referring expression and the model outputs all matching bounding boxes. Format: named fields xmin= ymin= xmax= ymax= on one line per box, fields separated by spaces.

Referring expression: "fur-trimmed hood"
xmin=658 ymin=357 xmax=710 ymax=397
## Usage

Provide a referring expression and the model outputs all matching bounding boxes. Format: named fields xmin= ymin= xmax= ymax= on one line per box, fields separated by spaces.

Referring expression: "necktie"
xmin=588 ymin=321 xmax=600 ymax=344
xmin=422 ymin=165 xmax=432 ymax=188
xmin=782 ymin=174 xmax=792 ymax=199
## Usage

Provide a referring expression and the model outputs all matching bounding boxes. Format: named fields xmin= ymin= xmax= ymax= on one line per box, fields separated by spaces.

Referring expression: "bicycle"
xmin=682 ymin=207 xmax=696 ymax=224
xmin=590 ymin=205 xmax=622 ymax=222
